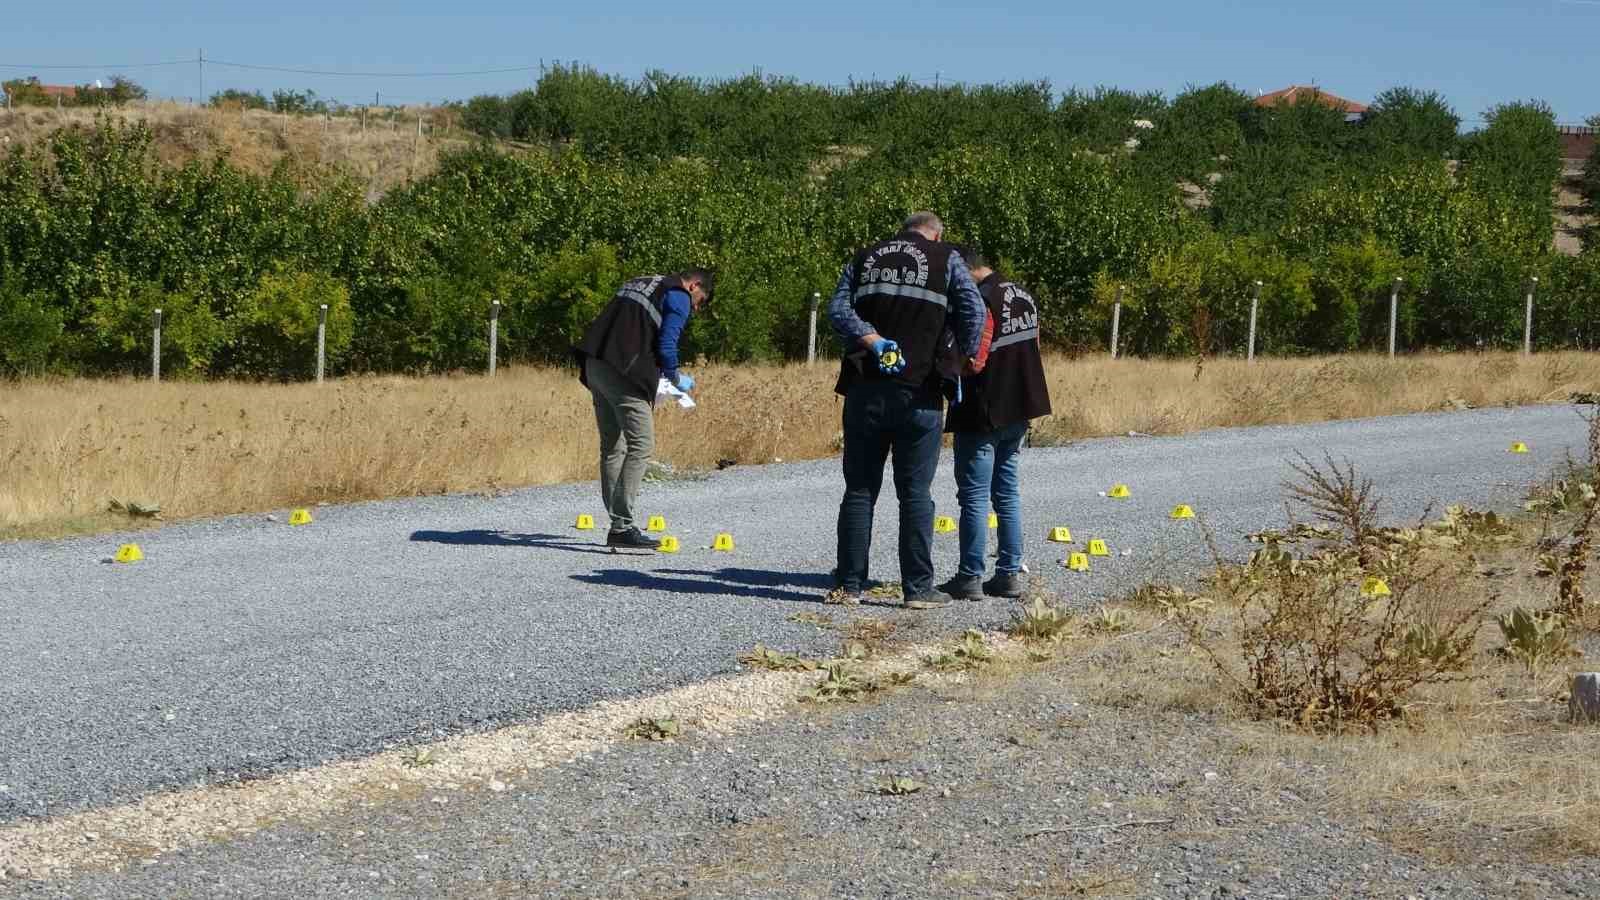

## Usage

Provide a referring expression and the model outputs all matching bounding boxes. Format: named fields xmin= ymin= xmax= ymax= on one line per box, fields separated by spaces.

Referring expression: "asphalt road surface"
xmin=0 ymin=404 xmax=1587 ymax=825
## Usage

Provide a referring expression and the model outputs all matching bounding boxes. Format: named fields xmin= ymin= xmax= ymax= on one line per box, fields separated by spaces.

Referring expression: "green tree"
xmin=230 ymin=270 xmax=353 ymax=379
xmin=1459 ymin=100 xmax=1562 ymax=229
xmin=1358 ymin=87 xmax=1460 ymax=160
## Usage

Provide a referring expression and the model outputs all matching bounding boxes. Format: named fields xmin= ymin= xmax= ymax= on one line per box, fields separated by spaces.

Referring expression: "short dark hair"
xmin=956 ymin=245 xmax=988 ymax=270
xmin=678 ymin=268 xmax=714 ymax=302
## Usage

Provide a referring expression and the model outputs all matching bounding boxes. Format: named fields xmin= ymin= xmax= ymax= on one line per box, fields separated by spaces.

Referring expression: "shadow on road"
xmin=408 ymin=530 xmax=620 ymax=556
xmin=570 ymin=568 xmax=827 ymax=604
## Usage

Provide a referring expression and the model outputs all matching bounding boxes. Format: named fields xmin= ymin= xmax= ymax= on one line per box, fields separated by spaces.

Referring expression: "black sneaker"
xmin=983 ymin=573 xmax=1024 ymax=598
xmin=904 ymin=593 xmax=953 ymax=610
xmin=937 ymin=575 xmax=984 ymax=601
xmin=606 ymin=527 xmax=660 ymax=550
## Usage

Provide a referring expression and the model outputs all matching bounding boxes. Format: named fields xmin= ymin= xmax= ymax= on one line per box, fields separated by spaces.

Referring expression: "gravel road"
xmin=0 ymin=404 xmax=1586 ymax=828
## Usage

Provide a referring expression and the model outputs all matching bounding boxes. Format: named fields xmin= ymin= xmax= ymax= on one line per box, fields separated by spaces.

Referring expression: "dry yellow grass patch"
xmin=3 ymin=352 xmax=1598 ymax=538
xmin=0 ymin=101 xmax=470 ymax=194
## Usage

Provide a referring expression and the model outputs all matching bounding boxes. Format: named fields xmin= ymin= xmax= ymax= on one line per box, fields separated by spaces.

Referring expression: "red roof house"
xmin=1254 ymin=85 xmax=1367 ymax=114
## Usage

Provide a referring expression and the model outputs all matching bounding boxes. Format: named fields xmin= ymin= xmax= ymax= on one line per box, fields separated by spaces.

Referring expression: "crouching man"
xmin=573 ymin=269 xmax=713 ymax=549
xmin=939 ymin=249 xmax=1052 ymax=599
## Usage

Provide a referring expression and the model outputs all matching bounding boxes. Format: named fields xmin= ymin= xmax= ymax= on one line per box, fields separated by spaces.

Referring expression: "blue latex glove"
xmin=870 ymin=339 xmax=906 ymax=375
xmin=674 ymin=372 xmax=695 ymax=392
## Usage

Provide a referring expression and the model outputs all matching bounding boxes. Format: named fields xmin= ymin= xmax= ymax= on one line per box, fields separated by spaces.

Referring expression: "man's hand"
xmin=674 ymin=372 xmax=695 ymax=392
xmin=869 ymin=338 xmax=906 ymax=375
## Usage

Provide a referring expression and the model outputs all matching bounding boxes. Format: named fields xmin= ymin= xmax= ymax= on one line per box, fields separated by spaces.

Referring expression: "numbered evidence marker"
xmin=1064 ymin=553 xmax=1090 ymax=572
xmin=1509 ymin=442 xmax=1530 ymax=454
xmin=288 ymin=508 xmax=313 ymax=526
xmin=1047 ymin=526 xmax=1073 ymax=543
xmin=934 ymin=516 xmax=957 ymax=533
xmin=988 ymin=512 xmax=999 ymax=529
xmin=1360 ymin=576 xmax=1392 ymax=598
xmin=1107 ymin=484 xmax=1131 ymax=499
xmin=1170 ymin=505 xmax=1196 ymax=520
xmin=575 ymin=514 xmax=596 ymax=531
xmin=1087 ymin=538 xmax=1111 ymax=557
xmin=113 ymin=543 xmax=144 ymax=564
xmin=713 ymin=533 xmax=736 ymax=552
xmin=646 ymin=515 xmax=667 ymax=532
xmin=657 ymin=535 xmax=681 ymax=554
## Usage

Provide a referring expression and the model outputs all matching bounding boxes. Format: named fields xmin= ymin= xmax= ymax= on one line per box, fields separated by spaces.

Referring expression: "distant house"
xmin=1254 ymin=85 xmax=1367 ymax=122
xmin=38 ymin=84 xmax=79 ymax=101
xmin=1559 ymin=125 xmax=1596 ymax=162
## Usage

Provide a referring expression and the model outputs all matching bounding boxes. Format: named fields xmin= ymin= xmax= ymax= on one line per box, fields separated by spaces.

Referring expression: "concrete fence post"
xmin=151 ymin=309 xmax=163 ymax=383
xmin=315 ymin=304 xmax=328 ymax=384
xmin=807 ymin=293 xmax=821 ymax=364
xmin=1524 ymin=276 xmax=1538 ymax=356
xmin=1388 ymin=276 xmax=1402 ymax=358
xmin=1247 ymin=280 xmax=1262 ymax=363
xmin=1110 ymin=284 xmax=1124 ymax=360
xmin=488 ymin=301 xmax=501 ymax=376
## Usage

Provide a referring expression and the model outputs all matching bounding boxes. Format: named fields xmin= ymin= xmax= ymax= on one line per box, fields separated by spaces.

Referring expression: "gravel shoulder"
xmin=18 ymin=629 xmax=1594 ymax=899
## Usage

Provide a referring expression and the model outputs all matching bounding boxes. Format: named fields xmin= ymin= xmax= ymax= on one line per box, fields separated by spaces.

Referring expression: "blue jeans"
xmin=835 ymin=382 xmax=943 ymax=595
xmin=953 ymin=422 xmax=1029 ymax=578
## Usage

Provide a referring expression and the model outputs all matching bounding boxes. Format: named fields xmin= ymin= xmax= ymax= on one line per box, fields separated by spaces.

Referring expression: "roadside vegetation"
xmin=5 ymin=352 xmax=1598 ymax=539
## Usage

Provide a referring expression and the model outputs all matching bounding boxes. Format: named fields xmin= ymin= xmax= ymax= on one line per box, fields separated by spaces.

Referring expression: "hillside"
xmin=0 ymin=101 xmax=473 ymax=197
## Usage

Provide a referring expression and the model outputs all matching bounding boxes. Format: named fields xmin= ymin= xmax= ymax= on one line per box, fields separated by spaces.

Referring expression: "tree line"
xmin=1 ymin=70 xmax=1597 ymax=378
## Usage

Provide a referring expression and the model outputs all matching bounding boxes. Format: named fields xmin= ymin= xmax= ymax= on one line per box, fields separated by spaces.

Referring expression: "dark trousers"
xmin=835 ymin=381 xmax=943 ymax=595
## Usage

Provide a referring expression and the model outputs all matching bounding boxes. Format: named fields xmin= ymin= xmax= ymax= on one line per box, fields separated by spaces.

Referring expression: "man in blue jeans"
xmin=938 ymin=249 xmax=1053 ymax=600
xmin=827 ymin=213 xmax=985 ymax=609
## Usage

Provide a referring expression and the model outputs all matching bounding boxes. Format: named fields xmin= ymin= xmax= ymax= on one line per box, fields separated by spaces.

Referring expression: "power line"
xmin=207 ymin=59 xmax=537 ymax=78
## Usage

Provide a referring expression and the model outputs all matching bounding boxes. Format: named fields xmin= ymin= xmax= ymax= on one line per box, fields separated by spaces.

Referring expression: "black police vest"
xmin=835 ymin=232 xmax=954 ymax=396
xmin=574 ymin=274 xmax=679 ymax=398
xmin=946 ymin=273 xmax=1053 ymax=433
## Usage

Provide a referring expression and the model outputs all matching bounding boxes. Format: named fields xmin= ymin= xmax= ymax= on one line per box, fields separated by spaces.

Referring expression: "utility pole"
xmin=198 ymin=49 xmax=204 ymax=107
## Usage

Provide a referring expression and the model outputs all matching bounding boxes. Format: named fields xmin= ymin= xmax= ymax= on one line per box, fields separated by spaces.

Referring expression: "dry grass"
xmin=0 ymin=101 xmax=473 ymax=196
xmin=1054 ymin=515 xmax=1600 ymax=862
xmin=3 ymin=351 xmax=1598 ymax=539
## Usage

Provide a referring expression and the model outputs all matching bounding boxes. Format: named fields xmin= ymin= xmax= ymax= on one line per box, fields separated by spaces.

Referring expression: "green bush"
xmin=0 ymin=286 xmax=65 ymax=375
xmin=514 ymin=242 xmax=624 ymax=363
xmin=230 ymin=270 xmax=352 ymax=379
xmin=85 ymin=281 xmax=228 ymax=377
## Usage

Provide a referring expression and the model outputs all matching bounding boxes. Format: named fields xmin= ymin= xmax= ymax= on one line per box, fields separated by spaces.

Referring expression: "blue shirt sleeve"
xmin=656 ymin=289 xmax=692 ymax=382
xmin=946 ymin=251 xmax=985 ymax=358
xmin=828 ymin=261 xmax=875 ymax=348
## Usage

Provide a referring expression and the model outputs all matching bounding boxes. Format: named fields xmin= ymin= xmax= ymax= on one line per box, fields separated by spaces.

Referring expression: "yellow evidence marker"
xmin=1064 ymin=553 xmax=1090 ymax=572
xmin=1170 ymin=505 xmax=1196 ymax=520
xmin=988 ymin=512 xmax=999 ymax=529
xmin=113 ymin=544 xmax=144 ymax=564
xmin=1047 ymin=526 xmax=1074 ymax=543
xmin=288 ymin=508 xmax=313 ymax=527
xmin=880 ymin=350 xmax=900 ymax=369
xmin=1509 ymin=442 xmax=1530 ymax=454
xmin=934 ymin=516 xmax=957 ymax=533
xmin=646 ymin=515 xmax=667 ymax=532
xmin=657 ymin=536 xmax=681 ymax=554
xmin=1088 ymin=539 xmax=1111 ymax=557
xmin=575 ymin=514 xmax=596 ymax=531
xmin=1107 ymin=484 xmax=1131 ymax=499
xmin=1360 ymin=577 xmax=1392 ymax=599
xmin=713 ymin=533 xmax=736 ymax=552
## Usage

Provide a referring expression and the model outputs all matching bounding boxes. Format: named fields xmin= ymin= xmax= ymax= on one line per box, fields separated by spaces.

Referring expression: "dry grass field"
xmin=0 ymin=101 xmax=471 ymax=195
xmin=3 ymin=352 xmax=1598 ymax=539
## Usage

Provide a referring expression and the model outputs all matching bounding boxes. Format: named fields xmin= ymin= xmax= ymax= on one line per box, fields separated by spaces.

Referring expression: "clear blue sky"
xmin=3 ymin=0 xmax=1596 ymax=124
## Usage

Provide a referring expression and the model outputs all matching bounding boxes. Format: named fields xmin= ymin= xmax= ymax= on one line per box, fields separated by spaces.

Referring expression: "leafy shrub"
xmin=513 ymin=242 xmax=624 ymax=363
xmin=229 ymin=270 xmax=352 ymax=379
xmin=85 ymin=281 xmax=228 ymax=377
xmin=0 ymin=286 xmax=64 ymax=375
xmin=1176 ymin=457 xmax=1486 ymax=731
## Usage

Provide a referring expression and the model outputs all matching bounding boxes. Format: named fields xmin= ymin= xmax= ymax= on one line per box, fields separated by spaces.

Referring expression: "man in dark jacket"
xmin=827 ymin=212 xmax=985 ymax=609
xmin=574 ymin=269 xmax=713 ymax=549
xmin=937 ymin=249 xmax=1052 ymax=599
